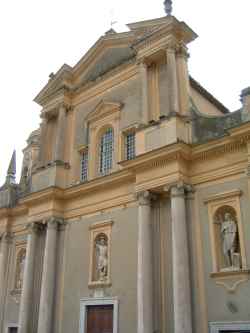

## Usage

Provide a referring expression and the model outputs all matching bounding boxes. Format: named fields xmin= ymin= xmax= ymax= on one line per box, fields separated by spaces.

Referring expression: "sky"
xmin=0 ymin=0 xmax=249 ymax=185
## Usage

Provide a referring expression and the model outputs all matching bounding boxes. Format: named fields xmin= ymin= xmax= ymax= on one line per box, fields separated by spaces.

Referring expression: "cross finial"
xmin=164 ymin=0 xmax=173 ymax=16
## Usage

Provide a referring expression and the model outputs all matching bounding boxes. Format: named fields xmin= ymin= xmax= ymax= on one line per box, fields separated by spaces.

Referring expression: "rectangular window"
xmin=81 ymin=150 xmax=88 ymax=182
xmin=125 ymin=132 xmax=135 ymax=160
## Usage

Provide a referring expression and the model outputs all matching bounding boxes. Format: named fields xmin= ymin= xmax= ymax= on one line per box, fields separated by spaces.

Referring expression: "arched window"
xmin=99 ymin=128 xmax=114 ymax=175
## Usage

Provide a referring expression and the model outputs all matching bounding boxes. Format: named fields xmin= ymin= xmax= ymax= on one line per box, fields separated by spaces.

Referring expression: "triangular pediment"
xmin=73 ymin=32 xmax=136 ymax=86
xmin=34 ymin=16 xmax=197 ymax=107
xmin=86 ymin=100 xmax=123 ymax=123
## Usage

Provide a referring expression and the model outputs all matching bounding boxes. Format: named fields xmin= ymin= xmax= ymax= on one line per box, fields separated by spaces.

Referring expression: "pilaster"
xmin=54 ymin=104 xmax=68 ymax=163
xmin=246 ymin=141 xmax=250 ymax=200
xmin=176 ymin=43 xmax=190 ymax=116
xmin=139 ymin=61 xmax=149 ymax=124
xmin=166 ymin=45 xmax=179 ymax=115
xmin=38 ymin=116 xmax=48 ymax=166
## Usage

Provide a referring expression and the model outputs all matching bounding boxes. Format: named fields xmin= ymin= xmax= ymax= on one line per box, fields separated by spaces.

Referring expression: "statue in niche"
xmin=95 ymin=234 xmax=108 ymax=281
xmin=214 ymin=207 xmax=241 ymax=271
xmin=15 ymin=249 xmax=26 ymax=290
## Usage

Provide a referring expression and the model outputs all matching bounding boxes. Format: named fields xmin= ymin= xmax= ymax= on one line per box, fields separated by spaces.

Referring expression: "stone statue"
xmin=220 ymin=212 xmax=239 ymax=269
xmin=95 ymin=235 xmax=108 ymax=281
xmin=15 ymin=250 xmax=26 ymax=290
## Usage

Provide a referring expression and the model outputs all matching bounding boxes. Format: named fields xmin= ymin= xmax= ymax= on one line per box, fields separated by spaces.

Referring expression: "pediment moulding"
xmin=33 ymin=15 xmax=196 ymax=107
xmin=85 ymin=100 xmax=123 ymax=124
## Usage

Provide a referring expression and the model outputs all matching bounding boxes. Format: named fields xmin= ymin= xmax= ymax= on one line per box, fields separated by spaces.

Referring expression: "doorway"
xmin=86 ymin=305 xmax=113 ymax=333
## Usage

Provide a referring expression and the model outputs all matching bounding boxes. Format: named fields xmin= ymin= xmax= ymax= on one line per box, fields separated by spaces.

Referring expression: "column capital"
xmin=26 ymin=222 xmax=43 ymax=234
xmin=45 ymin=217 xmax=65 ymax=230
xmin=176 ymin=43 xmax=189 ymax=59
xmin=166 ymin=41 xmax=179 ymax=53
xmin=137 ymin=191 xmax=156 ymax=206
xmin=164 ymin=182 xmax=193 ymax=198
xmin=58 ymin=102 xmax=72 ymax=113
xmin=0 ymin=231 xmax=13 ymax=243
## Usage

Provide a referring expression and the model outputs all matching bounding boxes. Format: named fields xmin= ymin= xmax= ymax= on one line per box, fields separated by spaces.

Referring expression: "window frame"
xmin=124 ymin=131 xmax=136 ymax=161
xmin=80 ymin=148 xmax=89 ymax=182
xmin=5 ymin=325 xmax=19 ymax=333
xmin=98 ymin=127 xmax=114 ymax=176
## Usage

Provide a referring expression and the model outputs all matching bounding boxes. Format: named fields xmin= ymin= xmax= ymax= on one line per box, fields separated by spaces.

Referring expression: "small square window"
xmin=125 ymin=132 xmax=135 ymax=160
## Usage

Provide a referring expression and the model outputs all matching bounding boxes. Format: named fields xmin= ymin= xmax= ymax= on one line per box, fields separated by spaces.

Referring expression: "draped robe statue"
xmin=221 ymin=212 xmax=238 ymax=268
xmin=95 ymin=236 xmax=108 ymax=281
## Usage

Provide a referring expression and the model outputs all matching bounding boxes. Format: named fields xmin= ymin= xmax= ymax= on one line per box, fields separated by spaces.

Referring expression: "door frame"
xmin=5 ymin=324 xmax=19 ymax=333
xmin=79 ymin=297 xmax=118 ymax=333
xmin=209 ymin=321 xmax=250 ymax=333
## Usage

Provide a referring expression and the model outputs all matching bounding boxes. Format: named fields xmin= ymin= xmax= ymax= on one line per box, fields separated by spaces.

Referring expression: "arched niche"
xmin=213 ymin=205 xmax=241 ymax=272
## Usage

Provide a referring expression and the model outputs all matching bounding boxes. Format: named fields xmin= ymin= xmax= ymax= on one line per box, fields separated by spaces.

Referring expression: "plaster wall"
xmin=60 ymin=206 xmax=138 ymax=333
xmin=74 ymin=76 xmax=141 ymax=149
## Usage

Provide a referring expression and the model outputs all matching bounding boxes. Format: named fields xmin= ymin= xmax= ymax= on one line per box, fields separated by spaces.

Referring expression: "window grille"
xmin=99 ymin=128 xmax=114 ymax=175
xmin=125 ymin=132 xmax=135 ymax=160
xmin=81 ymin=150 xmax=88 ymax=182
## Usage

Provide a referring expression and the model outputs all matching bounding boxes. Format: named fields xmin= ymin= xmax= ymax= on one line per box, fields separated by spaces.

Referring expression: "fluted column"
xmin=18 ymin=223 xmax=40 ymax=333
xmin=37 ymin=218 xmax=61 ymax=333
xmin=139 ymin=61 xmax=149 ymax=124
xmin=137 ymin=191 xmax=154 ymax=333
xmin=166 ymin=46 xmax=179 ymax=114
xmin=170 ymin=185 xmax=192 ymax=333
xmin=0 ymin=232 xmax=12 ymax=328
xmin=54 ymin=104 xmax=67 ymax=162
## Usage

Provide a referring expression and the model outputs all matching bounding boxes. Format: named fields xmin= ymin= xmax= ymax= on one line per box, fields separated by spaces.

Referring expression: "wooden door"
xmin=86 ymin=305 xmax=113 ymax=333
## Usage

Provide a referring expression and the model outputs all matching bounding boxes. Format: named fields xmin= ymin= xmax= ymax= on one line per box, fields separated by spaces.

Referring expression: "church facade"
xmin=0 ymin=11 xmax=250 ymax=333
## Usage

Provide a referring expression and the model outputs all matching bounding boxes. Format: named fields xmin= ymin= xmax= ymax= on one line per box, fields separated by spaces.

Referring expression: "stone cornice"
xmin=204 ymin=190 xmax=242 ymax=204
xmin=19 ymin=187 xmax=64 ymax=206
xmin=132 ymin=16 xmax=197 ymax=53
xmin=16 ymin=169 xmax=134 ymax=208
xmin=0 ymin=205 xmax=28 ymax=219
xmin=120 ymin=141 xmax=191 ymax=171
xmin=64 ymin=169 xmax=134 ymax=200
xmin=191 ymin=129 xmax=250 ymax=161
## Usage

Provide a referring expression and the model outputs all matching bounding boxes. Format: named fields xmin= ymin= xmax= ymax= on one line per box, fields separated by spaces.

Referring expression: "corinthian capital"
xmin=26 ymin=222 xmax=43 ymax=234
xmin=46 ymin=217 xmax=65 ymax=230
xmin=137 ymin=191 xmax=156 ymax=206
xmin=168 ymin=182 xmax=193 ymax=198
xmin=0 ymin=231 xmax=13 ymax=243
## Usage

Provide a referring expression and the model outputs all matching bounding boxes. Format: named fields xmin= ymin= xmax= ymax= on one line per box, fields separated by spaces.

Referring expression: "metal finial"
xmin=164 ymin=0 xmax=173 ymax=15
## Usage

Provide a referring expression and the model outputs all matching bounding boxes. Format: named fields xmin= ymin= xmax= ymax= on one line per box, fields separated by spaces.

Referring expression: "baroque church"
xmin=0 ymin=1 xmax=250 ymax=333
